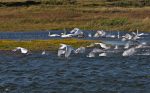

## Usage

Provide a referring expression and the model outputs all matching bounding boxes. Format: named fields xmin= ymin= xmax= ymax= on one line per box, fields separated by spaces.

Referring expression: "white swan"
xmin=48 ymin=32 xmax=60 ymax=37
xmin=87 ymin=43 xmax=110 ymax=49
xmin=42 ymin=51 xmax=46 ymax=55
xmin=95 ymin=43 xmax=110 ymax=49
xmin=58 ymin=44 xmax=74 ymax=58
xmin=61 ymin=34 xmax=73 ymax=38
xmin=93 ymin=30 xmax=106 ymax=37
xmin=122 ymin=47 xmax=136 ymax=56
xmin=122 ymin=33 xmax=132 ymax=41
xmin=75 ymin=47 xmax=86 ymax=54
xmin=122 ymin=42 xmax=146 ymax=56
xmin=12 ymin=47 xmax=28 ymax=54
xmin=114 ymin=45 xmax=119 ymax=49
xmin=99 ymin=53 xmax=107 ymax=56
xmin=117 ymin=31 xmax=120 ymax=39
xmin=88 ymin=33 xmax=92 ymax=37
xmin=87 ymin=51 xmax=95 ymax=58
xmin=70 ymin=28 xmax=84 ymax=37
xmin=124 ymin=42 xmax=130 ymax=49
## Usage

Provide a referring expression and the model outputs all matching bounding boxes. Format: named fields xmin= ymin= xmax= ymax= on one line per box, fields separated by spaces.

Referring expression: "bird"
xmin=99 ymin=52 xmax=107 ymax=56
xmin=12 ymin=47 xmax=28 ymax=54
xmin=61 ymin=34 xmax=73 ymax=38
xmin=48 ymin=31 xmax=60 ymax=37
xmin=75 ymin=47 xmax=86 ymax=54
xmin=94 ymin=43 xmax=110 ymax=49
xmin=58 ymin=44 xmax=74 ymax=58
xmin=124 ymin=42 xmax=130 ymax=49
xmin=87 ymin=51 xmax=95 ymax=58
xmin=60 ymin=29 xmax=73 ymax=38
xmin=88 ymin=33 xmax=92 ymax=37
xmin=70 ymin=28 xmax=84 ymax=37
xmin=93 ymin=30 xmax=106 ymax=38
xmin=117 ymin=31 xmax=120 ymax=39
xmin=122 ymin=47 xmax=136 ymax=56
xmin=114 ymin=45 xmax=119 ymax=49
xmin=122 ymin=33 xmax=132 ymax=41
xmin=41 ymin=51 xmax=46 ymax=55
xmin=122 ymin=42 xmax=146 ymax=56
xmin=133 ymin=29 xmax=145 ymax=37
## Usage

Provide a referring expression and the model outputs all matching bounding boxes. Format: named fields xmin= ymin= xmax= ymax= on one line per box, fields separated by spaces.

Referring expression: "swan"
xmin=117 ymin=31 xmax=120 ymax=39
xmin=114 ymin=45 xmax=119 ymax=49
xmin=99 ymin=53 xmax=107 ymax=56
xmin=135 ymin=29 xmax=146 ymax=36
xmin=122 ymin=42 xmax=146 ymax=56
xmin=124 ymin=42 xmax=130 ymax=49
xmin=87 ymin=51 xmax=95 ymax=58
xmin=88 ymin=33 xmax=92 ymax=37
xmin=70 ymin=28 xmax=84 ymax=37
xmin=87 ymin=48 xmax=106 ymax=57
xmin=61 ymin=33 xmax=73 ymax=38
xmin=48 ymin=31 xmax=60 ymax=37
xmin=94 ymin=43 xmax=110 ymax=49
xmin=42 ymin=51 xmax=46 ymax=55
xmin=122 ymin=47 xmax=136 ymax=56
xmin=58 ymin=44 xmax=74 ymax=58
xmin=122 ymin=33 xmax=132 ymax=41
xmin=93 ymin=30 xmax=106 ymax=37
xmin=87 ymin=43 xmax=110 ymax=49
xmin=75 ymin=47 xmax=86 ymax=54
xmin=12 ymin=47 xmax=28 ymax=54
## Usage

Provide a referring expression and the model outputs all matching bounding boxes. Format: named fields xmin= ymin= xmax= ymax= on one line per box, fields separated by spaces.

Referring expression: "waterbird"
xmin=99 ymin=52 xmax=107 ymax=56
xmin=122 ymin=42 xmax=146 ymax=56
xmin=75 ymin=47 xmax=86 ymax=54
xmin=70 ymin=28 xmax=84 ymax=37
xmin=61 ymin=30 xmax=73 ymax=38
xmin=93 ymin=30 xmax=106 ymax=38
xmin=117 ymin=31 xmax=120 ymax=39
xmin=42 ymin=51 xmax=46 ymax=55
xmin=124 ymin=42 xmax=130 ymax=49
xmin=87 ymin=51 xmax=95 ymax=58
xmin=12 ymin=47 xmax=28 ymax=54
xmin=114 ymin=45 xmax=119 ymax=50
xmin=58 ymin=44 xmax=74 ymax=58
xmin=87 ymin=43 xmax=110 ymax=49
xmin=88 ymin=33 xmax=92 ymax=37
xmin=122 ymin=33 xmax=132 ymax=41
xmin=48 ymin=31 xmax=60 ymax=37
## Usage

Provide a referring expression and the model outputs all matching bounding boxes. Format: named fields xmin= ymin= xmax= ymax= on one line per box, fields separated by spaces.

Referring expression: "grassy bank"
xmin=0 ymin=39 xmax=99 ymax=51
xmin=0 ymin=0 xmax=149 ymax=32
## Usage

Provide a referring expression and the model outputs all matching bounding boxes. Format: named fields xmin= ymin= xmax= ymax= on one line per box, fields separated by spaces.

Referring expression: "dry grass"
xmin=0 ymin=1 xmax=149 ymax=32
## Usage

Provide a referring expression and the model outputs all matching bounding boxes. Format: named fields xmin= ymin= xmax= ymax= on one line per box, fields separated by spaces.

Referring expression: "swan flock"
xmin=12 ymin=28 xmax=149 ymax=58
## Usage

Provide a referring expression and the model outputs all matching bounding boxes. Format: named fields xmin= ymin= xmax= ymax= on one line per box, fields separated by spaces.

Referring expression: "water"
xmin=0 ymin=30 xmax=150 ymax=93
xmin=0 ymin=51 xmax=150 ymax=93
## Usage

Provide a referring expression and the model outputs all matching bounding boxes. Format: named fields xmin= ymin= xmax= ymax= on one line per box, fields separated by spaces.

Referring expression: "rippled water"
xmin=0 ymin=51 xmax=150 ymax=93
xmin=0 ymin=31 xmax=150 ymax=93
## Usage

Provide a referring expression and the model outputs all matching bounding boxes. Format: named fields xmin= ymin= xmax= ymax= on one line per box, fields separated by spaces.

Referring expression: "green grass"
xmin=0 ymin=39 xmax=99 ymax=51
xmin=0 ymin=0 xmax=149 ymax=32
